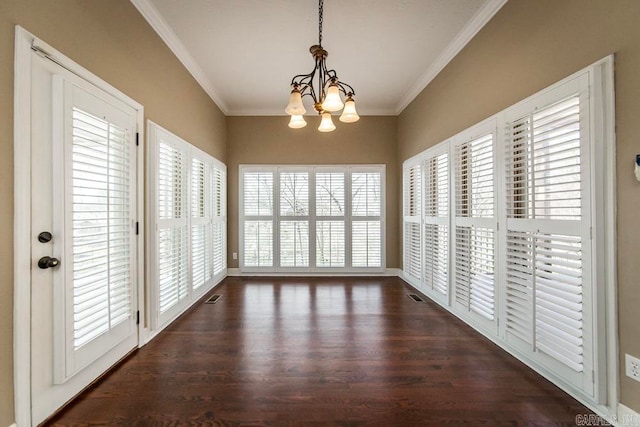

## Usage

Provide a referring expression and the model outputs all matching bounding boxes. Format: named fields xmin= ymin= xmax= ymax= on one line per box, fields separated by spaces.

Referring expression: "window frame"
xmin=147 ymin=121 xmax=227 ymax=332
xmin=239 ymin=164 xmax=386 ymax=274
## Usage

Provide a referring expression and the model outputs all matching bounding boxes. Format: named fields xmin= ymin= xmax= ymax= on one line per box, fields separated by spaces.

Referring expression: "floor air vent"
xmin=205 ymin=294 xmax=222 ymax=304
xmin=408 ymin=294 xmax=424 ymax=302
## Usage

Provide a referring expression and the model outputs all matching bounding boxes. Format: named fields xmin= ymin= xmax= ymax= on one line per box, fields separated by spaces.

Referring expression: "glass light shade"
xmin=339 ymin=97 xmax=360 ymax=123
xmin=285 ymin=89 xmax=306 ymax=115
xmin=318 ymin=112 xmax=336 ymax=132
xmin=321 ymin=84 xmax=344 ymax=112
xmin=288 ymin=114 xmax=307 ymax=129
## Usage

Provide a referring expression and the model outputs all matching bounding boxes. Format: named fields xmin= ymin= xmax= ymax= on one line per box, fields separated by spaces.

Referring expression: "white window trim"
xmin=239 ymin=165 xmax=386 ymax=274
xmin=401 ymin=56 xmax=617 ymax=419
xmin=147 ymin=120 xmax=227 ymax=338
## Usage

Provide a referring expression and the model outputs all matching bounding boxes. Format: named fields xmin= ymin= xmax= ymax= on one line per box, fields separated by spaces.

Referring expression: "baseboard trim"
xmin=9 ymin=423 xmax=17 ymax=427
xmin=227 ymin=268 xmax=401 ymax=277
xmin=617 ymin=403 xmax=640 ymax=426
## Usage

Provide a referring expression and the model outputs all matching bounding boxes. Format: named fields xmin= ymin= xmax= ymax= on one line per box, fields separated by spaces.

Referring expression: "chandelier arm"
xmin=335 ymin=81 xmax=356 ymax=97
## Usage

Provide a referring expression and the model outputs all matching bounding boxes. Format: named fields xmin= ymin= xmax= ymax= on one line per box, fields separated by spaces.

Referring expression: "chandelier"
xmin=285 ymin=0 xmax=359 ymax=132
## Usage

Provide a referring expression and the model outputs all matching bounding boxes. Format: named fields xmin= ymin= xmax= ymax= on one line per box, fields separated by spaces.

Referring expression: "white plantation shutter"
xmin=454 ymin=132 xmax=496 ymax=324
xmin=316 ymin=171 xmax=345 ymax=267
xmin=397 ymin=67 xmax=609 ymax=401
xmin=503 ymin=85 xmax=592 ymax=391
xmin=70 ymin=107 xmax=134 ymax=349
xmin=280 ymin=221 xmax=309 ymax=267
xmin=279 ymin=171 xmax=309 ymax=267
xmin=156 ymin=138 xmax=189 ymax=319
xmin=243 ymin=171 xmax=274 ymax=268
xmin=352 ymin=221 xmax=382 ymax=267
xmin=240 ymin=166 xmax=384 ymax=272
xmin=212 ymin=165 xmax=226 ymax=275
xmin=423 ymin=151 xmax=449 ymax=298
xmin=190 ymin=155 xmax=212 ymax=291
xmin=403 ymin=163 xmax=421 ymax=283
xmin=150 ymin=122 xmax=226 ymax=330
xmin=53 ymin=77 xmax=139 ymax=383
xmin=316 ymin=221 xmax=345 ymax=267
xmin=157 ymin=226 xmax=188 ymax=313
xmin=351 ymin=171 xmax=382 ymax=268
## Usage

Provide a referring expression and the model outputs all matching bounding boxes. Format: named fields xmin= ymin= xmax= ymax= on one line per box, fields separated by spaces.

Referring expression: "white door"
xmin=30 ymin=53 xmax=140 ymax=425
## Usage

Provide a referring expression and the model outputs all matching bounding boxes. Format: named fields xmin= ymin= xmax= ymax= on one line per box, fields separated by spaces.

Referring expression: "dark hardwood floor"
xmin=47 ymin=277 xmax=591 ymax=426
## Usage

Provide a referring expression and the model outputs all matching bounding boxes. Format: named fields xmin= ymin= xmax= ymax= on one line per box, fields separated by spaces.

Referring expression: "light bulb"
xmin=288 ymin=114 xmax=307 ymax=129
xmin=285 ymin=87 xmax=306 ymax=115
xmin=321 ymin=84 xmax=344 ymax=112
xmin=339 ymin=96 xmax=359 ymax=123
xmin=318 ymin=112 xmax=336 ymax=132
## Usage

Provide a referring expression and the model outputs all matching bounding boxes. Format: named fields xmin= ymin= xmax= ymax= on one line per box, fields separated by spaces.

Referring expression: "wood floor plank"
xmin=46 ymin=277 xmax=592 ymax=426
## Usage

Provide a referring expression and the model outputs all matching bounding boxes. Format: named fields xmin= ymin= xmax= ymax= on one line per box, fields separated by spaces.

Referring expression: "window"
xmin=149 ymin=122 xmax=226 ymax=330
xmin=453 ymin=125 xmax=497 ymax=329
xmin=403 ymin=162 xmax=421 ymax=282
xmin=401 ymin=60 xmax=613 ymax=404
xmin=423 ymin=148 xmax=449 ymax=301
xmin=316 ymin=171 xmax=346 ymax=267
xmin=503 ymin=81 xmax=592 ymax=393
xmin=240 ymin=165 xmax=384 ymax=272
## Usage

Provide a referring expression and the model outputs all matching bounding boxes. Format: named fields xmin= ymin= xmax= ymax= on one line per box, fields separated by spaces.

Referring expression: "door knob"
xmin=38 ymin=256 xmax=60 ymax=269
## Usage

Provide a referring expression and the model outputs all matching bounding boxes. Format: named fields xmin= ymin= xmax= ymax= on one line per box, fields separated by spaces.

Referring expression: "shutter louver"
xmin=454 ymin=133 xmax=496 ymax=322
xmin=316 ymin=172 xmax=345 ymax=268
xmin=316 ymin=221 xmax=345 ymax=267
xmin=505 ymin=231 xmax=534 ymax=344
xmin=316 ymin=172 xmax=345 ymax=216
xmin=506 ymin=97 xmax=581 ymax=220
xmin=352 ymin=221 xmax=382 ymax=268
xmin=244 ymin=172 xmax=273 ymax=216
xmin=244 ymin=221 xmax=273 ymax=267
xmin=243 ymin=172 xmax=274 ymax=267
xmin=404 ymin=223 xmax=421 ymax=281
xmin=158 ymin=226 xmax=188 ymax=313
xmin=157 ymin=140 xmax=188 ymax=315
xmin=403 ymin=163 xmax=421 ymax=282
xmin=423 ymin=153 xmax=449 ymax=297
xmin=191 ymin=157 xmax=212 ymax=291
xmin=535 ymin=233 xmax=583 ymax=372
xmin=280 ymin=221 xmax=309 ymax=267
xmin=279 ymin=172 xmax=309 ymax=267
xmin=504 ymin=94 xmax=586 ymax=376
xmin=71 ymin=107 xmax=133 ymax=349
xmin=212 ymin=166 xmax=226 ymax=275
xmin=352 ymin=171 xmax=382 ymax=268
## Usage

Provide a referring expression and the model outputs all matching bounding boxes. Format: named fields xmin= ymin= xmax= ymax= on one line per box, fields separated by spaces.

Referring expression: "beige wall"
xmin=398 ymin=0 xmax=640 ymax=413
xmin=226 ymin=116 xmax=398 ymax=270
xmin=0 ymin=0 xmax=226 ymax=424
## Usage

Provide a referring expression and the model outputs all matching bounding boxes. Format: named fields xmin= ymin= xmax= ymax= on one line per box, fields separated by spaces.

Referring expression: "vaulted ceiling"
xmin=132 ymin=0 xmax=506 ymax=115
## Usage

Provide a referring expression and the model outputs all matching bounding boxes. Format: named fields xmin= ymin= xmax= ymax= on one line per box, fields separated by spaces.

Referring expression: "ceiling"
xmin=132 ymin=0 xmax=506 ymax=116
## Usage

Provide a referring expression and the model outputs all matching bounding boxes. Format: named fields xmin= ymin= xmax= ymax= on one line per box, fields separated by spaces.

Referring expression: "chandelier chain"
xmin=318 ymin=0 xmax=323 ymax=46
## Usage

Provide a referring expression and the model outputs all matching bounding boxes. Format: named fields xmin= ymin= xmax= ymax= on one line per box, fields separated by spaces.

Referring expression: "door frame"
xmin=13 ymin=26 xmax=146 ymax=426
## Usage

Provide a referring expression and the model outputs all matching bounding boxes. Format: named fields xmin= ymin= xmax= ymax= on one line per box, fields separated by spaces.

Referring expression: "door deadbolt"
xmin=38 ymin=231 xmax=53 ymax=243
xmin=38 ymin=256 xmax=60 ymax=269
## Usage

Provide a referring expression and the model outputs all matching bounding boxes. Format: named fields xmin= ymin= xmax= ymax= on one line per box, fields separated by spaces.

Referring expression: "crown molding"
xmin=130 ymin=0 xmax=229 ymax=114
xmin=227 ymin=107 xmax=398 ymax=117
xmin=394 ymin=0 xmax=508 ymax=115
